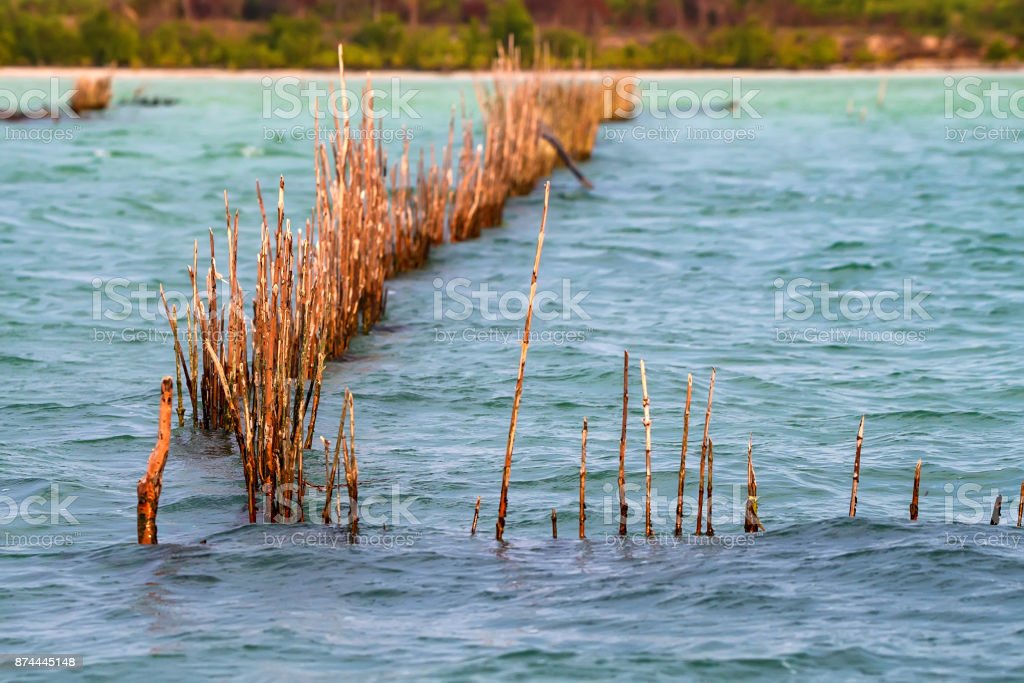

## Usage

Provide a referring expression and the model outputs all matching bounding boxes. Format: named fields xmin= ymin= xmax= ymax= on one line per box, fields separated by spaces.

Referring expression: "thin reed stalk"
xmin=579 ymin=417 xmax=587 ymax=539
xmin=705 ymin=439 xmax=715 ymax=537
xmin=495 ymin=182 xmax=551 ymax=542
xmin=849 ymin=416 xmax=865 ymax=518
xmin=618 ymin=350 xmax=629 ymax=536
xmin=640 ymin=360 xmax=652 ymax=537
xmin=910 ymin=459 xmax=921 ymax=521
xmin=472 ymin=496 xmax=481 ymax=536
xmin=675 ymin=373 xmax=692 ymax=536
xmin=551 ymin=508 xmax=558 ymax=539
xmin=695 ymin=369 xmax=716 ymax=535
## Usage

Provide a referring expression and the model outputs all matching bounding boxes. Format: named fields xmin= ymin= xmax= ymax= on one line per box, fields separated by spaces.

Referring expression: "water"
xmin=1 ymin=72 xmax=1023 ymax=680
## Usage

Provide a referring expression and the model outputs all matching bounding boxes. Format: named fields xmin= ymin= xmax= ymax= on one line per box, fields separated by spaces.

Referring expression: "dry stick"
xmin=471 ymin=496 xmax=481 ymax=536
xmin=618 ymin=351 xmax=629 ymax=536
xmin=744 ymin=434 xmax=765 ymax=533
xmin=991 ymin=494 xmax=1002 ymax=526
xmin=1018 ymin=483 xmax=1024 ymax=528
xmin=675 ymin=373 xmax=692 ymax=537
xmin=551 ymin=508 xmax=558 ymax=539
xmin=849 ymin=415 xmax=865 ymax=518
xmin=495 ymin=182 xmax=550 ymax=542
xmin=579 ymin=417 xmax=587 ymax=539
xmin=137 ymin=377 xmax=173 ymax=545
xmin=910 ymin=458 xmax=922 ymax=521
xmin=705 ymin=439 xmax=715 ymax=537
xmin=640 ymin=360 xmax=653 ymax=537
xmin=695 ymin=368 xmax=716 ymax=535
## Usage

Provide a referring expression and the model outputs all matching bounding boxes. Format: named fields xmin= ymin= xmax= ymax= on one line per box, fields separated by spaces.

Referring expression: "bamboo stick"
xmin=137 ymin=377 xmax=173 ymax=545
xmin=991 ymin=494 xmax=1002 ymax=526
xmin=471 ymin=496 xmax=481 ymax=536
xmin=579 ymin=417 xmax=587 ymax=539
xmin=910 ymin=459 xmax=921 ymax=521
xmin=495 ymin=182 xmax=550 ymax=542
xmin=640 ymin=360 xmax=653 ymax=537
xmin=695 ymin=368 xmax=716 ymax=535
xmin=849 ymin=415 xmax=865 ymax=518
xmin=1018 ymin=483 xmax=1024 ymax=528
xmin=551 ymin=508 xmax=558 ymax=538
xmin=705 ymin=438 xmax=714 ymax=537
xmin=674 ymin=373 xmax=692 ymax=537
xmin=618 ymin=350 xmax=629 ymax=536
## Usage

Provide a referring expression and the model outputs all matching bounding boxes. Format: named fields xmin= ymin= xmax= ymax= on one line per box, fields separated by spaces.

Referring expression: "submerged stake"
xmin=849 ymin=415 xmax=865 ymax=518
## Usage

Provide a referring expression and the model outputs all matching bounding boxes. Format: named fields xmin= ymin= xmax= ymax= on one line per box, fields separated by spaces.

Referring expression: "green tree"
xmin=488 ymin=0 xmax=534 ymax=51
xmin=79 ymin=8 xmax=139 ymax=65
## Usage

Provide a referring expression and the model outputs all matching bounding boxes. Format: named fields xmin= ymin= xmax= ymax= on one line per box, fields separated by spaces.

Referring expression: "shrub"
xmin=488 ymin=0 xmax=534 ymax=52
xmin=540 ymin=28 xmax=590 ymax=63
xmin=706 ymin=20 xmax=775 ymax=68
xmin=649 ymin=32 xmax=698 ymax=68
xmin=353 ymin=12 xmax=405 ymax=65
xmin=402 ymin=27 xmax=467 ymax=70
xmin=79 ymin=8 xmax=139 ymax=65
xmin=985 ymin=38 xmax=1012 ymax=63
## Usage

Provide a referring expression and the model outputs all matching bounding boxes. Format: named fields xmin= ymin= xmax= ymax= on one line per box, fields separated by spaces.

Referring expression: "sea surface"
xmin=1 ymin=72 xmax=1023 ymax=681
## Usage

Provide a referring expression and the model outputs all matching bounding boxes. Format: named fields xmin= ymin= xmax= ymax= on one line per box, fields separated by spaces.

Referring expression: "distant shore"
xmin=1 ymin=60 xmax=1022 ymax=81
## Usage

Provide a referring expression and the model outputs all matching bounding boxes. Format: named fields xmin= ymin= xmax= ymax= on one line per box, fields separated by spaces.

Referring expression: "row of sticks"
xmin=474 ymin=184 xmax=1024 ymax=541
xmin=143 ymin=42 xmax=615 ymax=540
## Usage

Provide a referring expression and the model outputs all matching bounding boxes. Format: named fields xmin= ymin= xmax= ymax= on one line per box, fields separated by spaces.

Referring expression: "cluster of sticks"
xmin=486 ymin=186 xmax=763 ymax=542
xmin=851 ymin=417 xmax=1024 ymax=528
xmin=146 ymin=44 xmax=611 ymax=538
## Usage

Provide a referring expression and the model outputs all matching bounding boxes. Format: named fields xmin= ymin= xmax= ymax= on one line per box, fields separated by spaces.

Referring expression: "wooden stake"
xmin=137 ymin=377 xmax=173 ymax=545
xmin=910 ymin=459 xmax=921 ymax=521
xmin=640 ymin=360 xmax=653 ymax=537
xmin=695 ymin=368 xmax=716 ymax=535
xmin=675 ymin=373 xmax=692 ymax=537
xmin=991 ymin=494 xmax=1002 ymax=526
xmin=618 ymin=350 xmax=629 ymax=536
xmin=1018 ymin=483 xmax=1024 ymax=528
xmin=744 ymin=434 xmax=765 ymax=533
xmin=551 ymin=508 xmax=558 ymax=538
xmin=471 ymin=496 xmax=481 ymax=536
xmin=705 ymin=439 xmax=714 ymax=537
xmin=579 ymin=417 xmax=587 ymax=539
xmin=496 ymin=182 xmax=550 ymax=542
xmin=849 ymin=415 xmax=865 ymax=518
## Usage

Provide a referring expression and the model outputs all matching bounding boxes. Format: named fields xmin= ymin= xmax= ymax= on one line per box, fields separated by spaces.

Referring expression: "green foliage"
xmin=648 ymin=32 xmax=699 ymax=68
xmin=488 ymin=0 xmax=534 ymax=51
xmin=353 ymin=12 xmax=405 ymax=65
xmin=540 ymin=28 xmax=590 ymax=63
xmin=706 ymin=20 xmax=776 ymax=67
xmin=775 ymin=32 xmax=840 ymax=68
xmin=402 ymin=27 xmax=466 ymax=70
xmin=79 ymin=8 xmax=139 ymax=65
xmin=265 ymin=16 xmax=324 ymax=66
xmin=984 ymin=38 xmax=1013 ymax=62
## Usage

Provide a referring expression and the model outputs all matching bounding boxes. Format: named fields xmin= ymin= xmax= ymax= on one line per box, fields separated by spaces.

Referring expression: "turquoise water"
xmin=1 ymin=73 xmax=1023 ymax=680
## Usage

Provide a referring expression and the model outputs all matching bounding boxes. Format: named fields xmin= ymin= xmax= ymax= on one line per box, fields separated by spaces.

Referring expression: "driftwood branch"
xmin=137 ymin=377 xmax=173 ymax=545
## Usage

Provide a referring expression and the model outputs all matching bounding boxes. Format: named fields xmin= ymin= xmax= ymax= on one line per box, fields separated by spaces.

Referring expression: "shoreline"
xmin=2 ymin=60 xmax=1023 ymax=81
